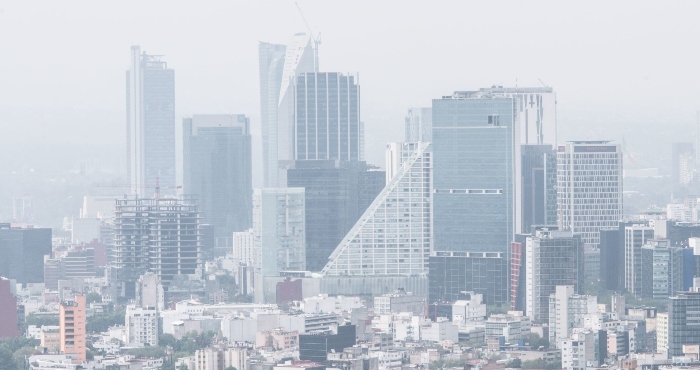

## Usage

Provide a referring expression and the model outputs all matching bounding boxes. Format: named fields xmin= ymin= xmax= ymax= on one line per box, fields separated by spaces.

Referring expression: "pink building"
xmin=0 ymin=276 xmax=20 ymax=338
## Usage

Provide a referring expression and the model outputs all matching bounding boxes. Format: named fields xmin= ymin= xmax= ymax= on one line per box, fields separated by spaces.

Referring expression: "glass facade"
xmin=285 ymin=160 xmax=384 ymax=272
xmin=295 ymin=72 xmax=361 ymax=162
xmin=432 ymin=97 xmax=516 ymax=254
xmin=0 ymin=224 xmax=52 ymax=284
xmin=668 ymin=292 xmax=700 ymax=357
xmin=183 ymin=115 xmax=253 ymax=241
xmin=428 ymin=251 xmax=509 ymax=305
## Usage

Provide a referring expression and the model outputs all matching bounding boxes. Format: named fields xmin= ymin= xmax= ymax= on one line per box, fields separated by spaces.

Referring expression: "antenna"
xmin=539 ymin=79 xmax=549 ymax=88
xmin=295 ymin=2 xmax=321 ymax=73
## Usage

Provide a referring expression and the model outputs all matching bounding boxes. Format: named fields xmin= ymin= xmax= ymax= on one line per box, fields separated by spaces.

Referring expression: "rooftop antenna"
xmin=539 ymin=79 xmax=549 ymax=88
xmin=295 ymin=1 xmax=321 ymax=73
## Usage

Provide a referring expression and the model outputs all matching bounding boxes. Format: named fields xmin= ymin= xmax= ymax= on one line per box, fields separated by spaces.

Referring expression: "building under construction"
xmin=112 ymin=196 xmax=202 ymax=297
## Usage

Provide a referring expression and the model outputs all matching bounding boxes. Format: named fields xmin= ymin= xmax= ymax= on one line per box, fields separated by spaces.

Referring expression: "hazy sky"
xmin=1 ymin=1 xmax=699 ymax=183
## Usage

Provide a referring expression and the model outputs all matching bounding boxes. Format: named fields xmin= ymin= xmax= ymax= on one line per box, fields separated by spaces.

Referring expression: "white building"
xmin=657 ymin=312 xmax=668 ymax=355
xmin=253 ymin=188 xmax=305 ymax=303
xmin=301 ymin=294 xmax=363 ymax=314
xmin=485 ymin=311 xmax=531 ymax=342
xmin=404 ymin=107 xmax=432 ymax=144
xmin=561 ymin=330 xmax=597 ymax=370
xmin=323 ymin=142 xmax=431 ymax=278
xmin=135 ymin=272 xmax=164 ymax=311
xmin=125 ymin=305 xmax=159 ymax=347
xmin=548 ymin=286 xmax=597 ymax=348
xmin=374 ymin=290 xmax=427 ymax=316
xmin=195 ymin=347 xmax=248 ymax=370
xmin=233 ymin=229 xmax=255 ymax=265
xmin=557 ymin=141 xmax=623 ymax=247
xmin=451 ymin=293 xmax=486 ymax=323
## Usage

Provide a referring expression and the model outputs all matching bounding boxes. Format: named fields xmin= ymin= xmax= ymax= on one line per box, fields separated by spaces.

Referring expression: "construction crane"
xmin=95 ymin=177 xmax=182 ymax=199
xmin=295 ymin=1 xmax=321 ymax=73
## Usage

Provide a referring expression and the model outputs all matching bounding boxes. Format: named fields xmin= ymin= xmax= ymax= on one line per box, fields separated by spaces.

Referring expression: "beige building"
xmin=256 ymin=329 xmax=299 ymax=350
xmin=40 ymin=326 xmax=61 ymax=352
xmin=194 ymin=347 xmax=248 ymax=370
xmin=60 ymin=295 xmax=86 ymax=363
xmin=657 ymin=312 xmax=668 ymax=355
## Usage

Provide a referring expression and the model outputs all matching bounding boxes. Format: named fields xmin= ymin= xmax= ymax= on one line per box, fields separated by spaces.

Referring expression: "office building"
xmin=548 ymin=285 xmax=597 ymax=347
xmin=405 ymin=107 xmax=432 ymax=142
xmin=641 ymin=240 xmax=683 ymax=299
xmin=0 ymin=276 xmax=20 ymax=338
xmin=668 ymin=291 xmax=700 ymax=357
xmin=61 ymin=248 xmax=96 ymax=279
xmin=521 ymin=145 xmax=557 ymax=233
xmin=44 ymin=257 xmax=61 ymax=291
xmin=299 ymin=324 xmax=356 ymax=363
xmin=525 ymin=228 xmax=583 ymax=323
xmin=656 ymin=312 xmax=668 ymax=355
xmin=294 ymin=72 xmax=362 ymax=162
xmin=125 ymin=305 xmax=158 ymax=347
xmin=625 ymin=225 xmax=655 ymax=296
xmin=253 ymin=188 xmax=305 ymax=303
xmin=183 ymin=114 xmax=253 ymax=241
xmin=432 ymin=92 xmax=518 ymax=254
xmin=112 ymin=197 xmax=202 ymax=295
xmin=259 ymin=34 xmax=315 ymax=187
xmin=126 ymin=45 xmax=176 ymax=194
xmin=0 ymin=223 xmax=52 ymax=284
xmin=322 ymin=142 xmax=431 ymax=278
xmin=672 ymin=142 xmax=695 ymax=184
xmin=557 ymin=141 xmax=623 ymax=247
xmin=429 ymin=251 xmax=508 ymax=305
xmin=60 ymin=295 xmax=86 ymax=363
xmin=283 ymin=160 xmax=384 ymax=272
xmin=12 ymin=195 xmax=34 ymax=223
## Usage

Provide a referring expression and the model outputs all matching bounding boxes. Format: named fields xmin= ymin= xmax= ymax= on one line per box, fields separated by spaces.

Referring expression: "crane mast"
xmin=295 ymin=2 xmax=321 ymax=73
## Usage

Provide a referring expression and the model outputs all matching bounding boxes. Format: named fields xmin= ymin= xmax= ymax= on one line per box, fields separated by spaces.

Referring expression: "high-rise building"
xmin=112 ymin=197 xmax=202 ymax=296
xmin=672 ymin=142 xmax=695 ymax=184
xmin=125 ymin=305 xmax=158 ymax=347
xmin=299 ymin=324 xmax=356 ymax=363
xmin=60 ymin=295 xmax=86 ymax=363
xmin=126 ymin=45 xmax=176 ymax=194
xmin=253 ymin=188 xmax=305 ymax=303
xmin=294 ymin=72 xmax=362 ymax=162
xmin=0 ymin=223 xmax=52 ymax=284
xmin=624 ymin=224 xmax=655 ymax=296
xmin=432 ymin=93 xmax=518 ymax=254
xmin=259 ymin=34 xmax=315 ymax=187
xmin=521 ymin=145 xmax=557 ymax=232
xmin=183 ymin=114 xmax=253 ymax=242
xmin=405 ymin=107 xmax=432 ymax=142
xmin=641 ymin=239 xmax=684 ymax=299
xmin=525 ymin=228 xmax=583 ymax=324
xmin=557 ymin=141 xmax=623 ymax=247
xmin=0 ymin=276 xmax=20 ymax=338
xmin=668 ymin=291 xmax=700 ymax=357
xmin=322 ymin=143 xmax=431 ymax=278
xmin=283 ymin=160 xmax=384 ymax=272
xmin=61 ymin=248 xmax=96 ymax=279
xmin=12 ymin=195 xmax=34 ymax=223
xmin=429 ymin=251 xmax=509 ymax=305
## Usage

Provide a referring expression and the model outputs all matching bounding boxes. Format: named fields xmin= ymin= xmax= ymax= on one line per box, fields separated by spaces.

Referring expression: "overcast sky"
xmin=1 ymin=1 xmax=699 ymax=183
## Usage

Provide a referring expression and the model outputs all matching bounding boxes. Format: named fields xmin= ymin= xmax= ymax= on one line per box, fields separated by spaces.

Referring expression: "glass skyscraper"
xmin=294 ymin=72 xmax=361 ymax=162
xmin=126 ymin=45 xmax=176 ymax=194
xmin=183 ymin=114 xmax=252 ymax=243
xmin=432 ymin=94 xmax=517 ymax=254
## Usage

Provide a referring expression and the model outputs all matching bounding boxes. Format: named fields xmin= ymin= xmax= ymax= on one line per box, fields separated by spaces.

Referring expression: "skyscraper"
xmin=322 ymin=142 xmax=431 ymax=278
xmin=432 ymin=93 xmax=517 ymax=254
xmin=112 ymin=197 xmax=202 ymax=296
xmin=183 ymin=114 xmax=253 ymax=242
xmin=259 ymin=34 xmax=315 ymax=187
xmin=405 ymin=107 xmax=432 ymax=142
xmin=0 ymin=223 xmax=52 ymax=284
xmin=671 ymin=142 xmax=694 ymax=184
xmin=521 ymin=145 xmax=557 ymax=232
xmin=641 ymin=239 xmax=683 ymax=299
xmin=126 ymin=45 xmax=176 ymax=194
xmin=668 ymin=291 xmax=700 ymax=357
xmin=557 ymin=141 xmax=623 ymax=247
xmin=253 ymin=188 xmax=305 ymax=303
xmin=294 ymin=72 xmax=362 ymax=162
xmin=283 ymin=160 xmax=384 ymax=272
xmin=624 ymin=224 xmax=654 ymax=296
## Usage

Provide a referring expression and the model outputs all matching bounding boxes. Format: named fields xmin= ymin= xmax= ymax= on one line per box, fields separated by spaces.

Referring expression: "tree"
xmin=86 ymin=292 xmax=102 ymax=304
xmin=505 ymin=358 xmax=522 ymax=368
xmin=13 ymin=346 xmax=38 ymax=369
xmin=0 ymin=348 xmax=17 ymax=370
xmin=125 ymin=346 xmax=165 ymax=358
xmin=86 ymin=306 xmax=126 ymax=333
xmin=177 ymin=364 xmax=189 ymax=370
xmin=24 ymin=314 xmax=59 ymax=328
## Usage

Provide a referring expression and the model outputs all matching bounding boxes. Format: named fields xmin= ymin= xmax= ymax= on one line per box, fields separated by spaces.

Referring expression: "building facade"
xmin=60 ymin=295 xmax=86 ymax=363
xmin=112 ymin=197 xmax=202 ymax=295
xmin=405 ymin=107 xmax=432 ymax=143
xmin=0 ymin=223 xmax=52 ymax=284
xmin=428 ymin=251 xmax=509 ymax=305
xmin=668 ymin=291 xmax=700 ymax=357
xmin=294 ymin=72 xmax=362 ymax=162
xmin=641 ymin=240 xmax=683 ymax=299
xmin=126 ymin=45 xmax=176 ymax=194
xmin=557 ymin=141 xmax=623 ymax=247
xmin=625 ymin=225 xmax=655 ymax=296
xmin=125 ymin=305 xmax=159 ymax=347
xmin=183 ymin=114 xmax=253 ymax=242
